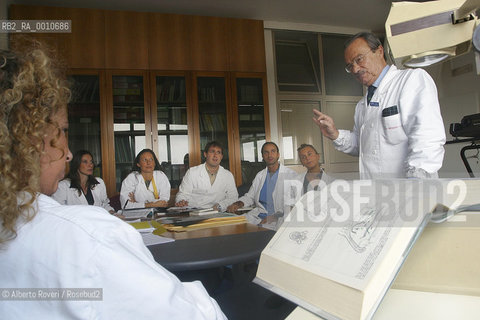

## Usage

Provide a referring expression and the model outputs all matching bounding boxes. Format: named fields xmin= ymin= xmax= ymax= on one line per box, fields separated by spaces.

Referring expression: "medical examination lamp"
xmin=385 ymin=0 xmax=480 ymax=69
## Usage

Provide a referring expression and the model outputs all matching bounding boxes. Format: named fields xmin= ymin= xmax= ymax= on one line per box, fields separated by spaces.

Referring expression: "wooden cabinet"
xmin=148 ymin=14 xmax=191 ymax=70
xmin=65 ymin=70 xmax=268 ymax=195
xmin=10 ymin=5 xmax=265 ymax=72
xmin=149 ymin=14 xmax=258 ymax=72
xmin=107 ymin=71 xmax=151 ymax=192
xmin=9 ymin=5 xmax=268 ymax=195
xmin=9 ymin=5 xmax=61 ymax=55
xmin=66 ymin=71 xmax=106 ymax=175
xmin=227 ymin=19 xmax=266 ymax=73
xmin=105 ymin=11 xmax=149 ymax=69
xmin=150 ymin=71 xmax=193 ymax=189
xmin=192 ymin=72 xmax=232 ymax=169
xmin=230 ymin=73 xmax=270 ymax=185
xmin=190 ymin=72 xmax=270 ymax=186
xmin=10 ymin=6 xmax=106 ymax=69
xmin=58 ymin=7 xmax=106 ymax=69
xmin=189 ymin=16 xmax=229 ymax=71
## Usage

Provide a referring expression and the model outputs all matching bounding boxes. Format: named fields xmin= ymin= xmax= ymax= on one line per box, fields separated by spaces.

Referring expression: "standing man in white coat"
xmin=175 ymin=141 xmax=238 ymax=211
xmin=227 ymin=142 xmax=296 ymax=230
xmin=313 ymin=32 xmax=445 ymax=179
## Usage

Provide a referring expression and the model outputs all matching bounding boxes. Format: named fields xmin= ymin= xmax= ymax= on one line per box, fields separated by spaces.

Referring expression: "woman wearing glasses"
xmin=120 ymin=148 xmax=171 ymax=209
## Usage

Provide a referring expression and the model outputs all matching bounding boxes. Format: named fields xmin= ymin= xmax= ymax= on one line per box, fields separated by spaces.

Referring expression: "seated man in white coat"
xmin=297 ymin=143 xmax=334 ymax=195
xmin=226 ymin=142 xmax=296 ymax=230
xmin=175 ymin=141 xmax=238 ymax=211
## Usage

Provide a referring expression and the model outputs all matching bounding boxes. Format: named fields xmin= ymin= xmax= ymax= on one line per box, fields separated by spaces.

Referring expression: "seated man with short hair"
xmin=226 ymin=142 xmax=297 ymax=230
xmin=297 ymin=143 xmax=334 ymax=195
xmin=175 ymin=141 xmax=238 ymax=212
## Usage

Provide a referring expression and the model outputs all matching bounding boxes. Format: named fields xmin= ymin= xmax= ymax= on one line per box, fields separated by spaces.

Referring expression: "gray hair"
xmin=344 ymin=32 xmax=382 ymax=51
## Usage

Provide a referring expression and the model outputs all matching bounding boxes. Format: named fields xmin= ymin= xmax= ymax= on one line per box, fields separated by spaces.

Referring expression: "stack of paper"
xmin=161 ymin=213 xmax=246 ymax=232
xmin=190 ymin=208 xmax=219 ymax=216
xmin=141 ymin=233 xmax=174 ymax=246
xmin=128 ymin=220 xmax=174 ymax=246
xmin=121 ymin=208 xmax=154 ymax=219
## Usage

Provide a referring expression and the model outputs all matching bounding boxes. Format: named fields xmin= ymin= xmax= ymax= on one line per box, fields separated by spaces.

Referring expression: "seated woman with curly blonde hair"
xmin=0 ymin=42 xmax=225 ymax=319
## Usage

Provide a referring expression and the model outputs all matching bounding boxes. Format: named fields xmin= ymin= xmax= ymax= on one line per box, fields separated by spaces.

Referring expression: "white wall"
xmin=263 ymin=22 xmax=363 ymax=179
xmin=426 ymin=51 xmax=480 ymax=178
xmin=264 ymin=29 xmax=279 ymax=144
xmin=264 ymin=21 xmax=364 ymax=146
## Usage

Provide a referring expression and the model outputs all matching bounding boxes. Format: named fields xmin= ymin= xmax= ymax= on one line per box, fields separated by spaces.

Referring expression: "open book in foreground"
xmin=254 ymin=179 xmax=480 ymax=320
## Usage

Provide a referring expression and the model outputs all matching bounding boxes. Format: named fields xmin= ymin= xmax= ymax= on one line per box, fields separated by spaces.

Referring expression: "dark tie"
xmin=367 ymin=85 xmax=376 ymax=104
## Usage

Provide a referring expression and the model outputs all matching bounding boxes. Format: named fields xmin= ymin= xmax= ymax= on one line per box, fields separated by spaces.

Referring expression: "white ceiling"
xmin=7 ymin=0 xmax=398 ymax=33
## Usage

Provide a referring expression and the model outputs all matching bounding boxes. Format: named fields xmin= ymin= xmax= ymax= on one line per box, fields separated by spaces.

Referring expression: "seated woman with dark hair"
xmin=120 ymin=148 xmax=171 ymax=209
xmin=52 ymin=150 xmax=115 ymax=213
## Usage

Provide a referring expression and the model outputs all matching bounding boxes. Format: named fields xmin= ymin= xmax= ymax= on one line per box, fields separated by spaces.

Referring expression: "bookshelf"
xmin=196 ymin=75 xmax=230 ymax=170
xmin=154 ymin=75 xmax=189 ymax=189
xmin=235 ymin=76 xmax=269 ymax=185
xmin=111 ymin=75 xmax=146 ymax=191
xmin=63 ymin=70 xmax=269 ymax=195
xmin=67 ymin=74 xmax=103 ymax=175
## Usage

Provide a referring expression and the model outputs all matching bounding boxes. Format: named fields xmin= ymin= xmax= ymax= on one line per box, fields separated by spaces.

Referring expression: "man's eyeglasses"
xmin=345 ymin=49 xmax=373 ymax=73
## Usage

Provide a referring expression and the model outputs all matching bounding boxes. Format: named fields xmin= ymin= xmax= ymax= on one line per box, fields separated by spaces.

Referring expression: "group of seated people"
xmin=1 ymin=42 xmax=228 ymax=318
xmin=52 ymin=140 xmax=333 ymax=230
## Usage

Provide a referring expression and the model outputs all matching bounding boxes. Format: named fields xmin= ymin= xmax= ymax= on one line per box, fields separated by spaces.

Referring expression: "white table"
xmin=285 ymin=289 xmax=480 ymax=320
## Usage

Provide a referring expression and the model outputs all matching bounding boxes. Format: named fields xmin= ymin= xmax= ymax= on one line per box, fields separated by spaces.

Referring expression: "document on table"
xmin=129 ymin=220 xmax=155 ymax=233
xmin=120 ymin=208 xmax=154 ymax=219
xmin=141 ymin=233 xmax=175 ymax=246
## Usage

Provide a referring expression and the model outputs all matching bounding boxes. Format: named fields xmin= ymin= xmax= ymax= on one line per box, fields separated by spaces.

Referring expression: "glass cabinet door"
xmin=155 ymin=76 xmax=189 ymax=188
xmin=197 ymin=76 xmax=229 ymax=169
xmin=236 ymin=77 xmax=266 ymax=185
xmin=68 ymin=74 xmax=103 ymax=176
xmin=112 ymin=75 xmax=146 ymax=191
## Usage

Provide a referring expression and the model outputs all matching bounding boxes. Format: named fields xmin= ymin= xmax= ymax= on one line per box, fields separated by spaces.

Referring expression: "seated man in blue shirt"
xmin=227 ymin=142 xmax=296 ymax=230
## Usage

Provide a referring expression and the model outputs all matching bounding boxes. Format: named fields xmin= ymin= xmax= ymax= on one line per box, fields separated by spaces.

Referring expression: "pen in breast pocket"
xmin=382 ymin=106 xmax=398 ymax=117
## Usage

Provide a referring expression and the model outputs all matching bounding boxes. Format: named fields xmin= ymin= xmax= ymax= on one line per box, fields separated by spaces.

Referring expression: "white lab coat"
xmin=0 ymin=194 xmax=226 ymax=319
xmin=333 ymin=65 xmax=445 ymax=179
xmin=52 ymin=178 xmax=114 ymax=212
xmin=120 ymin=171 xmax=171 ymax=209
xmin=175 ymin=163 xmax=238 ymax=210
xmin=297 ymin=169 xmax=335 ymax=196
xmin=238 ymin=164 xmax=297 ymax=229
